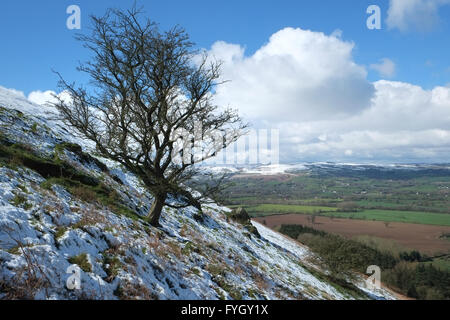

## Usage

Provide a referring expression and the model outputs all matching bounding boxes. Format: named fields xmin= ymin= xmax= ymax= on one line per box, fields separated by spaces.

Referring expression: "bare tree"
xmin=53 ymin=6 xmax=247 ymax=226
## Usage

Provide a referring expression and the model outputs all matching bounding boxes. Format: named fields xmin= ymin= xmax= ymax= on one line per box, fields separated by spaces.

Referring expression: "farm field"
xmin=320 ymin=209 xmax=450 ymax=226
xmin=253 ymin=214 xmax=450 ymax=255
xmin=223 ymin=164 xmax=450 ymax=216
xmin=237 ymin=204 xmax=450 ymax=226
xmin=219 ymin=163 xmax=450 ymax=261
xmin=230 ymin=204 xmax=337 ymax=216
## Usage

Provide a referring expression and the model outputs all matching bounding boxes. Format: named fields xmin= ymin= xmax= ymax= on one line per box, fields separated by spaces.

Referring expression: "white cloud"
xmin=330 ymin=29 xmax=343 ymax=38
xmin=27 ymin=90 xmax=57 ymax=105
xmin=19 ymin=26 xmax=450 ymax=164
xmin=276 ymin=81 xmax=450 ymax=162
xmin=386 ymin=0 xmax=450 ymax=32
xmin=201 ymin=28 xmax=450 ymax=163
xmin=370 ymin=58 xmax=396 ymax=78
xmin=208 ymin=28 xmax=374 ymax=122
xmin=28 ymin=90 xmax=71 ymax=105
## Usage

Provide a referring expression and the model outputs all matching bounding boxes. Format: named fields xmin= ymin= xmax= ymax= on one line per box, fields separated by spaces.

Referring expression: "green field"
xmin=223 ymin=167 xmax=450 ymax=216
xmin=231 ymin=204 xmax=337 ymax=216
xmin=241 ymin=203 xmax=450 ymax=226
xmin=220 ymin=164 xmax=450 ymax=227
xmin=321 ymin=209 xmax=450 ymax=227
xmin=423 ymin=256 xmax=450 ymax=271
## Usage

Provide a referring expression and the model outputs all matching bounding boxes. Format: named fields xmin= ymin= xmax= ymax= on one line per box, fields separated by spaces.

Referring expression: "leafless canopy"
xmin=53 ymin=6 xmax=247 ymax=226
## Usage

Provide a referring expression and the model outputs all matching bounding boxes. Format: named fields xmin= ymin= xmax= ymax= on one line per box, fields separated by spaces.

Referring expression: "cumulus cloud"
xmin=207 ymin=28 xmax=374 ymax=122
xmin=276 ymin=81 xmax=450 ymax=162
xmin=386 ymin=0 xmax=450 ymax=32
xmin=27 ymin=90 xmax=71 ymax=105
xmin=20 ymin=27 xmax=450 ymax=163
xmin=27 ymin=90 xmax=58 ymax=105
xmin=370 ymin=58 xmax=396 ymax=78
xmin=201 ymin=28 xmax=450 ymax=163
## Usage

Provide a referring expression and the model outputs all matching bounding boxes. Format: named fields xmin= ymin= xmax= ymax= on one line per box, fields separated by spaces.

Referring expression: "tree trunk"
xmin=148 ymin=193 xmax=167 ymax=227
xmin=189 ymin=197 xmax=202 ymax=211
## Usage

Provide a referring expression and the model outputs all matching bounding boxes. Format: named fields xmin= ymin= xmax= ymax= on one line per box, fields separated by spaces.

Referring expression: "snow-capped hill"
xmin=0 ymin=86 xmax=395 ymax=300
xmin=206 ymin=162 xmax=450 ymax=177
xmin=0 ymin=86 xmax=57 ymax=118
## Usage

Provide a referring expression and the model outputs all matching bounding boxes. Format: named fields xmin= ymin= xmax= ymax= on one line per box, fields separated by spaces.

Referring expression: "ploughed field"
xmin=253 ymin=214 xmax=450 ymax=255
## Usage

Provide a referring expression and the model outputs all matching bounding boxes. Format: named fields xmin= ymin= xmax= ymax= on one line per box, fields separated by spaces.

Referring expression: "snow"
xmin=252 ymin=221 xmax=310 ymax=259
xmin=205 ymin=162 xmax=450 ymax=176
xmin=0 ymin=86 xmax=397 ymax=300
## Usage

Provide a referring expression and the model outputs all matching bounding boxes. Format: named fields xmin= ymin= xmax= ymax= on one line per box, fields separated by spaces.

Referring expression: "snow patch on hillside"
xmin=0 ymin=86 xmax=396 ymax=300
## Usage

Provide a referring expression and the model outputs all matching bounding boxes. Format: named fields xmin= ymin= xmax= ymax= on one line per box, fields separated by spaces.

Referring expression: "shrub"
xmin=54 ymin=227 xmax=67 ymax=241
xmin=30 ymin=123 xmax=38 ymax=133
xmin=68 ymin=253 xmax=92 ymax=273
xmin=244 ymin=224 xmax=261 ymax=238
xmin=102 ymin=253 xmax=122 ymax=282
xmin=9 ymin=194 xmax=32 ymax=210
xmin=114 ymin=281 xmax=158 ymax=300
xmin=227 ymin=207 xmax=250 ymax=224
xmin=280 ymin=224 xmax=397 ymax=276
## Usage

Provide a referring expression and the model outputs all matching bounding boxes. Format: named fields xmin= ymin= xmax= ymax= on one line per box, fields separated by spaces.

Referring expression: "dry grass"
xmin=71 ymin=186 xmax=98 ymax=203
xmin=72 ymin=205 xmax=108 ymax=230
xmin=252 ymin=272 xmax=270 ymax=291
xmin=114 ymin=280 xmax=158 ymax=300
xmin=147 ymin=234 xmax=160 ymax=251
xmin=165 ymin=241 xmax=183 ymax=260
xmin=0 ymin=231 xmax=51 ymax=299
xmin=179 ymin=223 xmax=189 ymax=237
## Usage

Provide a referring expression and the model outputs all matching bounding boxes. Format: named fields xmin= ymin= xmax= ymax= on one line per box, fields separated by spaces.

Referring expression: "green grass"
xmin=323 ymin=209 xmax=450 ymax=227
xmin=243 ymin=202 xmax=450 ymax=226
xmin=68 ymin=253 xmax=92 ymax=273
xmin=0 ymin=137 xmax=142 ymax=221
xmin=423 ymin=257 xmax=450 ymax=272
xmin=233 ymin=204 xmax=337 ymax=217
xmin=221 ymin=168 xmax=450 ymax=215
xmin=54 ymin=227 xmax=67 ymax=241
xmin=102 ymin=253 xmax=123 ymax=281
xmin=9 ymin=194 xmax=32 ymax=210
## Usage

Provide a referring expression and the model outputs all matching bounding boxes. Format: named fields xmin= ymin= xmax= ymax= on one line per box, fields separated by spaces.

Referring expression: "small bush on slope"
xmin=68 ymin=253 xmax=92 ymax=273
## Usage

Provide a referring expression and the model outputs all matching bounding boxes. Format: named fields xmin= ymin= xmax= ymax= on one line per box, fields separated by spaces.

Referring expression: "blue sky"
xmin=1 ymin=0 xmax=450 ymax=163
xmin=1 ymin=0 xmax=450 ymax=94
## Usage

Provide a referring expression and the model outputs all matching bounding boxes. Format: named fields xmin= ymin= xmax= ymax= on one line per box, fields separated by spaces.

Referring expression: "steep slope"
xmin=0 ymin=86 xmax=395 ymax=300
